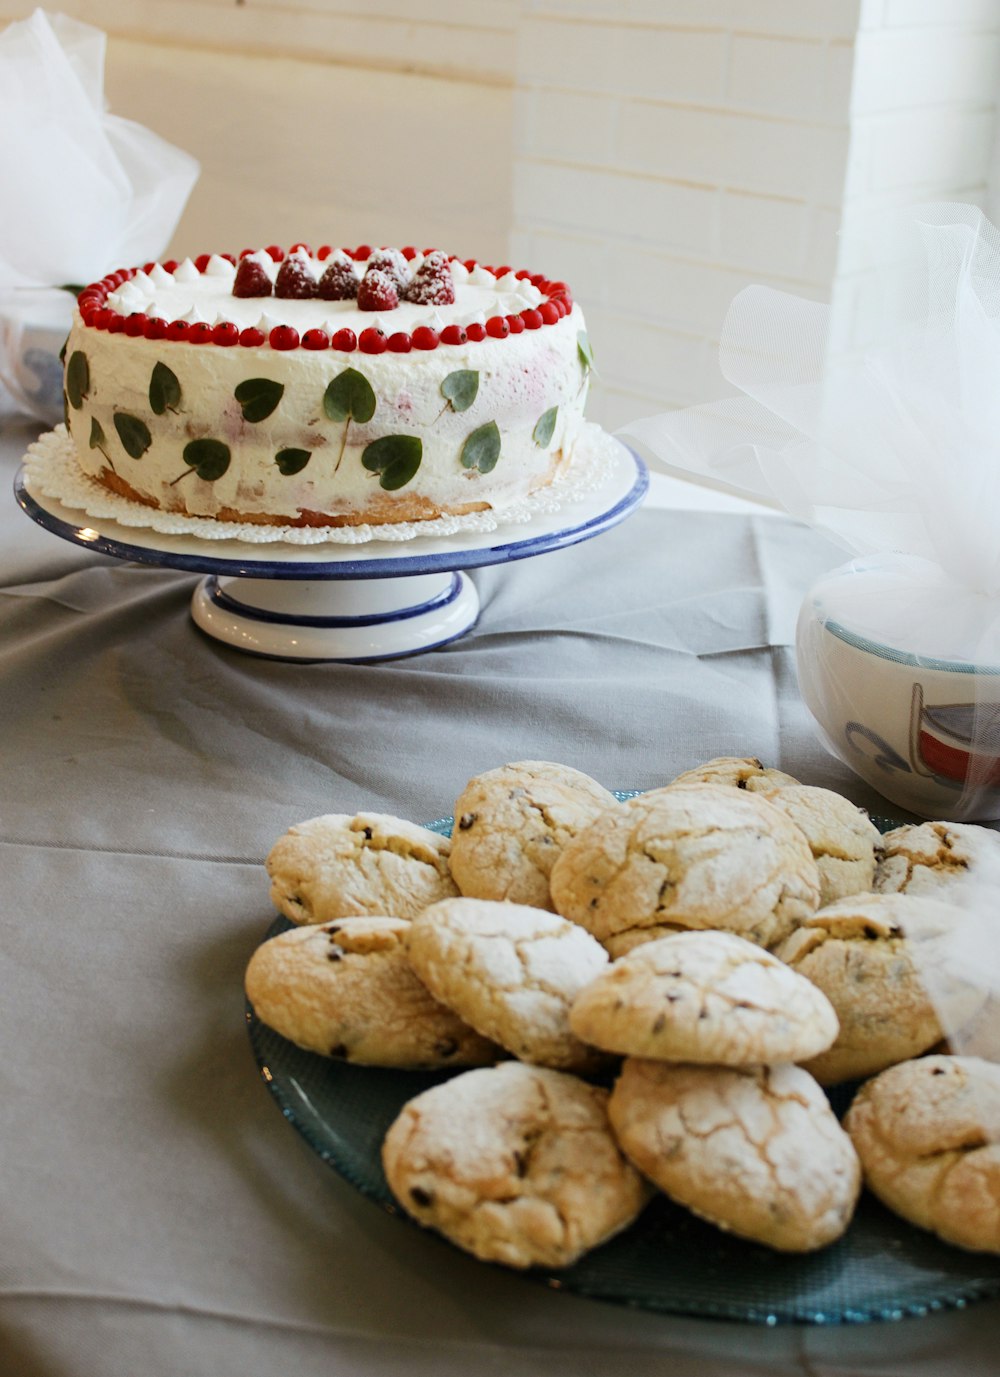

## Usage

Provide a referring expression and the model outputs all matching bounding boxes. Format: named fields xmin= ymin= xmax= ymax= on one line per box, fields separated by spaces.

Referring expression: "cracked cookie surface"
xmin=266 ymin=812 xmax=458 ymax=924
xmin=845 ymin=1055 xmax=1000 ymax=1254
xmin=245 ymin=918 xmax=499 ymax=1068
xmin=381 ymin=1062 xmax=651 ymax=1268
xmin=549 ymin=784 xmax=821 ymax=952
xmin=448 ymin=760 xmax=619 ymax=910
xmin=668 ymin=756 xmax=800 ymax=792
xmin=608 ymin=1059 xmax=861 ymax=1252
xmin=406 ymin=897 xmax=610 ymax=1071
xmin=775 ymin=893 xmax=984 ymax=1085
xmin=875 ymin=820 xmax=1000 ymax=897
xmin=569 ymin=930 xmax=838 ymax=1066
xmin=761 ymin=785 xmax=880 ymax=906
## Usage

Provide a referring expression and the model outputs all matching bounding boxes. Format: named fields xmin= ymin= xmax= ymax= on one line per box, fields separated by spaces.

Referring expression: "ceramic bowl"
xmin=796 ymin=559 xmax=1000 ymax=821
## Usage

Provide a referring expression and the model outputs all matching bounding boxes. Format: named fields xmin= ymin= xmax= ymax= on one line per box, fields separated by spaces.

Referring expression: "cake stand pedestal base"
xmin=189 ymin=570 xmax=478 ymax=661
xmin=15 ymin=433 xmax=647 ymax=663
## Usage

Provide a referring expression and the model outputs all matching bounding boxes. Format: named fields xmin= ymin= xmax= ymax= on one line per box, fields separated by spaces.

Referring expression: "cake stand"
xmin=14 ymin=438 xmax=647 ymax=662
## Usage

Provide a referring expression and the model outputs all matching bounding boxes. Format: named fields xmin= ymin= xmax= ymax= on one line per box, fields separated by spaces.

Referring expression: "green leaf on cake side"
xmin=275 ymin=448 xmax=312 ymax=476
xmin=63 ymin=391 xmax=70 ymax=432
xmin=66 ymin=351 xmax=90 ymax=409
xmin=235 ymin=377 xmax=284 ymax=423
xmin=113 ymin=412 xmax=152 ymax=460
xmin=440 ymin=370 xmax=479 ymax=414
xmin=577 ymin=331 xmax=595 ymax=373
xmin=149 ymin=362 xmax=182 ymax=416
xmin=460 ymin=420 xmax=501 ymax=474
xmin=323 ymin=368 xmax=377 ymax=425
xmin=89 ymin=417 xmax=112 ymax=463
xmin=533 ymin=407 xmax=558 ymax=447
xmin=361 ymin=435 xmax=423 ymax=491
xmin=59 ymin=335 xmax=68 ymax=365
xmin=324 ymin=368 xmax=377 ymax=471
xmin=180 ymin=438 xmax=231 ymax=483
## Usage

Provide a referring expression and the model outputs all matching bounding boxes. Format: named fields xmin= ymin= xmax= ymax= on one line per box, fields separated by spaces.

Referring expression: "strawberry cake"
xmin=60 ymin=243 xmax=593 ymax=527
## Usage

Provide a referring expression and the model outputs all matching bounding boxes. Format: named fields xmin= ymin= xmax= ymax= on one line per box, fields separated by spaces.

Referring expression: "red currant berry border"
xmin=76 ymin=248 xmax=575 ymax=353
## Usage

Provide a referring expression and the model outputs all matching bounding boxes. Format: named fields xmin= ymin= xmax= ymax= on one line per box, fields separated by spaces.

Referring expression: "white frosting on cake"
xmin=63 ymin=250 xmax=591 ymax=527
xmin=105 ymin=252 xmax=544 ymax=334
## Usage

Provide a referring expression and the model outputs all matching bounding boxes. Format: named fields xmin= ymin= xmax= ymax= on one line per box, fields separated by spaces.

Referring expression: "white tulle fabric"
xmin=624 ymin=203 xmax=1000 ymax=829
xmin=0 ymin=10 xmax=199 ymax=421
xmin=624 ymin=204 xmax=1000 ymax=594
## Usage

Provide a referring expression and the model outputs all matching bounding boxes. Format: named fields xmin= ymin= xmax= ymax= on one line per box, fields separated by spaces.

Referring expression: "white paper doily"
xmin=24 ymin=424 xmax=618 ymax=546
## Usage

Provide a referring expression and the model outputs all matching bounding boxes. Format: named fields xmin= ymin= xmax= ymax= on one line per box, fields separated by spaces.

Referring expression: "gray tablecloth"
xmin=3 ymin=417 xmax=998 ymax=1377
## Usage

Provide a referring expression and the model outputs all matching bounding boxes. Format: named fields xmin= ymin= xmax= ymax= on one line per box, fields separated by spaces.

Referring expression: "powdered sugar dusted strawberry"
xmin=318 ymin=255 xmax=359 ymax=301
xmin=274 ymin=255 xmax=318 ymax=299
xmin=366 ymin=248 xmax=411 ymax=294
xmin=405 ymin=251 xmax=455 ymax=306
xmin=232 ymin=257 xmax=273 ymax=298
xmin=357 ymin=268 xmax=399 ymax=312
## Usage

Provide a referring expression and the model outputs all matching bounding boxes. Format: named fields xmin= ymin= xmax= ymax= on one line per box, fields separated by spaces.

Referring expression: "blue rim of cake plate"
xmin=202 ymin=571 xmax=465 ymax=628
xmin=12 ymin=447 xmax=648 ymax=580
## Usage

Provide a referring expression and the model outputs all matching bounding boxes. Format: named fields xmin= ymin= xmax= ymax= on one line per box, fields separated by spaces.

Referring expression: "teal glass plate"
xmin=246 ymin=799 xmax=1000 ymax=1325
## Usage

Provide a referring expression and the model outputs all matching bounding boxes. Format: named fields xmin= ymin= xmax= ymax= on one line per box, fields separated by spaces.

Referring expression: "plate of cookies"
xmin=245 ymin=758 xmax=1000 ymax=1324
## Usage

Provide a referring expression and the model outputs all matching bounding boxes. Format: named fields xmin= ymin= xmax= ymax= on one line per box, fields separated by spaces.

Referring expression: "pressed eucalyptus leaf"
xmin=59 ymin=335 xmax=68 ymax=365
xmin=361 ymin=434 xmax=422 ymax=490
xmin=275 ymin=447 xmax=312 ymax=475
xmin=460 ymin=420 xmax=501 ymax=474
xmin=89 ymin=417 xmax=109 ymax=453
xmin=577 ymin=330 xmax=595 ymax=371
xmin=533 ymin=406 xmax=558 ymax=447
xmin=66 ymin=350 xmax=90 ymax=409
xmin=149 ymin=361 xmax=182 ymax=415
xmin=235 ymin=377 xmax=284 ymax=422
xmin=441 ymin=369 xmax=479 ymax=413
xmin=183 ymin=438 xmax=231 ymax=482
xmin=113 ymin=412 xmax=152 ymax=459
xmin=324 ymin=367 xmax=376 ymax=424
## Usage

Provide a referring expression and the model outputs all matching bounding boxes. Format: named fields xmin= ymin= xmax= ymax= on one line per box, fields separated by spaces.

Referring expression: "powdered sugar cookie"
xmin=266 ymin=812 xmax=458 ymax=925
xmin=875 ymin=820 xmax=1000 ymax=898
xmin=775 ymin=893 xmax=984 ymax=1086
xmin=406 ymin=897 xmax=610 ymax=1071
xmin=382 ymin=1062 xmax=650 ymax=1268
xmin=668 ymin=756 xmax=800 ymax=792
xmin=845 ymin=1055 xmax=1000 ymax=1254
xmin=602 ymin=924 xmax=686 ymax=960
xmin=549 ymin=785 xmax=820 ymax=953
xmin=608 ymin=1059 xmax=860 ymax=1252
xmin=448 ymin=760 xmax=619 ymax=910
xmin=569 ymin=930 xmax=838 ymax=1066
xmin=762 ymin=785 xmax=880 ymax=906
xmin=245 ymin=918 xmax=498 ymax=1068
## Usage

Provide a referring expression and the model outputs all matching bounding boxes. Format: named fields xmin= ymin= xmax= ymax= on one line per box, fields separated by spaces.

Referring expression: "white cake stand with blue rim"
xmin=15 ymin=435 xmax=647 ymax=662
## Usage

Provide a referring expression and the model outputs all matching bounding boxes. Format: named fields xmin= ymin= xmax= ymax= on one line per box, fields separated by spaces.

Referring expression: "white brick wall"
xmin=8 ymin=0 xmax=1000 ymax=430
xmin=0 ymin=0 xmax=519 ymax=83
xmin=525 ymin=1 xmax=863 ymax=41
xmin=831 ymin=0 xmax=1000 ymax=355
xmin=514 ymin=0 xmax=1000 ymax=427
xmin=513 ymin=3 xmax=860 ymax=427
